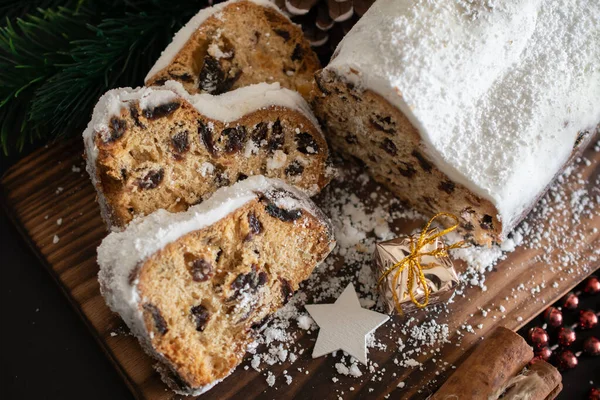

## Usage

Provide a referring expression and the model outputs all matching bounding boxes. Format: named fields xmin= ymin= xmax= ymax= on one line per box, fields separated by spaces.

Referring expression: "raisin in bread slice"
xmin=83 ymin=80 xmax=332 ymax=228
xmin=145 ymin=0 xmax=320 ymax=100
xmin=313 ymin=0 xmax=600 ymax=245
xmin=98 ymin=176 xmax=335 ymax=395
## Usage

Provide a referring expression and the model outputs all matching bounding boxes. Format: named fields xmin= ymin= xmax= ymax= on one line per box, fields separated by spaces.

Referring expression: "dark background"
xmin=1 ymin=146 xmax=599 ymax=399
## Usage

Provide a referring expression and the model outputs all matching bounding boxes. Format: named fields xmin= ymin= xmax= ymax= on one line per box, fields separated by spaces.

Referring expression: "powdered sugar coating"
xmin=327 ymin=0 xmax=600 ymax=238
xmin=144 ymin=0 xmax=282 ymax=82
xmin=82 ymin=80 xmax=323 ymax=225
xmin=97 ymin=175 xmax=334 ymax=395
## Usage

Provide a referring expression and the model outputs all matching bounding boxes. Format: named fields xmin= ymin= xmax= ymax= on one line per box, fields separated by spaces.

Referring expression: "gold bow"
xmin=378 ymin=213 xmax=467 ymax=314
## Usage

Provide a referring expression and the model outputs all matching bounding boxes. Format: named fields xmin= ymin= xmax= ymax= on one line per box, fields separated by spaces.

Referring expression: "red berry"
xmin=528 ymin=327 xmax=549 ymax=348
xmin=533 ymin=346 xmax=552 ymax=361
xmin=555 ymin=349 xmax=578 ymax=370
xmin=589 ymin=387 xmax=600 ymax=400
xmin=579 ymin=309 xmax=598 ymax=329
xmin=557 ymin=327 xmax=576 ymax=347
xmin=543 ymin=307 xmax=563 ymax=328
xmin=583 ymin=336 xmax=600 ymax=356
xmin=583 ymin=276 xmax=600 ymax=295
xmin=562 ymin=292 xmax=579 ymax=310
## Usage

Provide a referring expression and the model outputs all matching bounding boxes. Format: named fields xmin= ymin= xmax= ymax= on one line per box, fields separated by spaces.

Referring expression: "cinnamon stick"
xmin=501 ymin=360 xmax=562 ymax=400
xmin=432 ymin=327 xmax=533 ymax=400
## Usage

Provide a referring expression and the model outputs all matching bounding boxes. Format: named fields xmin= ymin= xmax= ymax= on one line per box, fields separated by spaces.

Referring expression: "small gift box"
xmin=373 ymin=213 xmax=463 ymax=315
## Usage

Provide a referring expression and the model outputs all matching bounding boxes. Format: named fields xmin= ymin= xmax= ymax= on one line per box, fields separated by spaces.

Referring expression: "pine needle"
xmin=0 ymin=0 xmax=220 ymax=155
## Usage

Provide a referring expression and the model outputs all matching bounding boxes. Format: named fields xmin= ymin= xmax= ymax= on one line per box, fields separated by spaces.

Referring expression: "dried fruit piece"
xmin=252 ymin=122 xmax=268 ymax=146
xmin=257 ymin=272 xmax=268 ymax=287
xmin=219 ymin=69 xmax=242 ymax=93
xmin=169 ymin=72 xmax=194 ymax=83
xmin=274 ymin=29 xmax=291 ymax=41
xmin=231 ymin=273 xmax=248 ymax=291
xmin=137 ymin=169 xmax=164 ymax=189
xmin=246 ymin=212 xmax=263 ymax=241
xmin=143 ymin=102 xmax=181 ymax=120
xmin=265 ymin=187 xmax=299 ymax=201
xmin=231 ymin=268 xmax=267 ymax=297
xmin=199 ymin=120 xmax=216 ymax=155
xmin=190 ymin=258 xmax=213 ymax=282
xmin=345 ymin=135 xmax=358 ymax=144
xmin=315 ymin=75 xmax=331 ymax=95
xmin=143 ymin=303 xmax=168 ymax=335
xmin=439 ymin=180 xmax=455 ymax=194
xmin=285 ymin=160 xmax=305 ymax=176
xmin=221 ymin=126 xmax=247 ymax=153
xmin=106 ymin=117 xmax=127 ymax=142
xmin=398 ymin=162 xmax=416 ymax=177
xmin=291 ymin=44 xmax=304 ymax=61
xmin=127 ymin=263 xmax=141 ymax=285
xmin=268 ymin=119 xmax=285 ymax=152
xmin=198 ymin=55 xmax=224 ymax=94
xmin=380 ymin=138 xmax=397 ymax=156
xmin=280 ymin=278 xmax=293 ymax=304
xmin=214 ymin=166 xmax=230 ymax=188
xmin=171 ymin=131 xmax=189 ymax=154
xmin=129 ymin=105 xmax=145 ymax=129
xmin=412 ymin=150 xmax=433 ymax=172
xmin=190 ymin=305 xmax=210 ymax=332
xmin=295 ymin=132 xmax=319 ymax=154
xmin=264 ymin=201 xmax=302 ymax=222
xmin=370 ymin=116 xmax=395 ymax=134
xmin=480 ymin=215 xmax=494 ymax=230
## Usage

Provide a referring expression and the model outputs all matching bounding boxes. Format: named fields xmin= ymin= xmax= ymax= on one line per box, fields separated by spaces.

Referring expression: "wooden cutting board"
xmin=1 ymin=138 xmax=598 ymax=400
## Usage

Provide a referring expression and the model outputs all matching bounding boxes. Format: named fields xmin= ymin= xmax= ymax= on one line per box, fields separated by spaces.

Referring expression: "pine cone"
xmin=272 ymin=0 xmax=375 ymax=62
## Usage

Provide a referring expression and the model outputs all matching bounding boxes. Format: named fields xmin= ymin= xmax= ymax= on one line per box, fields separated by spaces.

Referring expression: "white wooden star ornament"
xmin=305 ymin=283 xmax=389 ymax=364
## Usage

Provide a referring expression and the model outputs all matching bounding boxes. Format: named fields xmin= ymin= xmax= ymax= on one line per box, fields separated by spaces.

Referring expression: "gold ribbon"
xmin=378 ymin=212 xmax=467 ymax=314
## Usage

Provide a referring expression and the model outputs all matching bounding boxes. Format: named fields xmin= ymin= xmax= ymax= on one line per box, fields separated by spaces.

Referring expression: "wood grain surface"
xmin=1 ymin=138 xmax=598 ymax=400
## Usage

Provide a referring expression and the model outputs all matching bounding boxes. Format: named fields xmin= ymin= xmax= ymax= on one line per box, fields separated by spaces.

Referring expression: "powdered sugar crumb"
xmin=239 ymin=146 xmax=597 ymax=394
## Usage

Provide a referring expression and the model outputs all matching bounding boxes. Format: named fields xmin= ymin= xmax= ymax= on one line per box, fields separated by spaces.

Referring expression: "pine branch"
xmin=0 ymin=0 xmax=81 ymax=19
xmin=0 ymin=0 xmax=221 ymax=155
xmin=0 ymin=6 xmax=91 ymax=153
xmin=29 ymin=10 xmax=186 ymax=140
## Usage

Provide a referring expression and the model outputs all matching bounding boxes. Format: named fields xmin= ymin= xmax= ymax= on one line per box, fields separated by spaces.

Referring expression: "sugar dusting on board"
xmin=244 ymin=142 xmax=598 ymax=396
